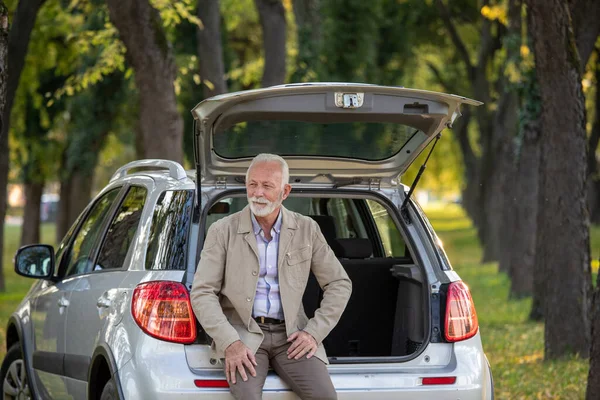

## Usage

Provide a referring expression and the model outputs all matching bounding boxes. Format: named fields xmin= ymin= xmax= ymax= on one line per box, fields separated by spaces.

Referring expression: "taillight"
xmin=444 ymin=281 xmax=478 ymax=342
xmin=132 ymin=281 xmax=197 ymax=344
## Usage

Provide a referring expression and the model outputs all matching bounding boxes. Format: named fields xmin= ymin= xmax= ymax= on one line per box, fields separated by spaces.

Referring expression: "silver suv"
xmin=2 ymin=83 xmax=493 ymax=399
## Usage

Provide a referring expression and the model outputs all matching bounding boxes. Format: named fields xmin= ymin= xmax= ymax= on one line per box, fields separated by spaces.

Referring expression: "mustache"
xmin=248 ymin=197 xmax=270 ymax=204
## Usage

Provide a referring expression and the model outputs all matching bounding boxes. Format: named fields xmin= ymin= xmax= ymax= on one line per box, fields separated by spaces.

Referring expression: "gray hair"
xmin=246 ymin=153 xmax=290 ymax=189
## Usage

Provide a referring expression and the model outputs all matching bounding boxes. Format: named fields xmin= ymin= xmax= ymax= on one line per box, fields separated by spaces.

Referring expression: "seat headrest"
xmin=309 ymin=215 xmax=337 ymax=241
xmin=309 ymin=215 xmax=344 ymax=257
xmin=336 ymin=238 xmax=373 ymax=259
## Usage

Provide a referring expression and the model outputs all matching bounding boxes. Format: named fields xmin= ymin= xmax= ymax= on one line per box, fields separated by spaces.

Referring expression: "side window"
xmin=366 ymin=199 xmax=406 ymax=258
xmin=54 ymin=211 xmax=86 ymax=276
xmin=411 ymin=200 xmax=452 ymax=269
xmin=63 ymin=189 xmax=121 ymax=277
xmin=146 ymin=190 xmax=194 ymax=270
xmin=96 ymin=186 xmax=147 ymax=271
xmin=327 ymin=198 xmax=367 ymax=239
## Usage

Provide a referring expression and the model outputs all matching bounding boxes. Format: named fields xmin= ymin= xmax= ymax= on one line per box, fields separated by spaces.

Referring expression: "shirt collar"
xmin=251 ymin=209 xmax=283 ymax=236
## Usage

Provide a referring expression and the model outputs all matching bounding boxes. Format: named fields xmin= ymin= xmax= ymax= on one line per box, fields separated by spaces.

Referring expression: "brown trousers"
xmin=226 ymin=322 xmax=337 ymax=400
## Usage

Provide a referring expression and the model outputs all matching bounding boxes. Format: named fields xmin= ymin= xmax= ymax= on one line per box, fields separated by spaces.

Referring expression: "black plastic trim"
xmin=64 ymin=354 xmax=91 ymax=381
xmin=32 ymin=350 xmax=65 ymax=376
xmin=89 ymin=344 xmax=125 ymax=400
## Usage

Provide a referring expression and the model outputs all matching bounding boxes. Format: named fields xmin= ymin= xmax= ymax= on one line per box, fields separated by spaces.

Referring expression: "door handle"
xmin=96 ymin=297 xmax=111 ymax=308
xmin=58 ymin=297 xmax=69 ymax=308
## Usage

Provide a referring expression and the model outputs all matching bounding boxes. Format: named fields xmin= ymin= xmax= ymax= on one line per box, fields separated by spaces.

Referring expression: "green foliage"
xmin=221 ymin=0 xmax=263 ymax=90
xmin=63 ymin=71 xmax=128 ymax=179
xmin=7 ymin=0 xmax=78 ymax=184
xmin=7 ymin=0 xmax=533 ymax=199
xmin=402 ymin=130 xmax=465 ymax=197
xmin=320 ymin=0 xmax=382 ymax=82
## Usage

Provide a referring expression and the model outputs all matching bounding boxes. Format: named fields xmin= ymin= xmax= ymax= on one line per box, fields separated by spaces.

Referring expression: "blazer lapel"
xmin=238 ymin=206 xmax=259 ymax=261
xmin=278 ymin=206 xmax=299 ymax=270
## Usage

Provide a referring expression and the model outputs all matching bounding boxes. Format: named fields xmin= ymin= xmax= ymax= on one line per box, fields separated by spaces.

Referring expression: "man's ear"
xmin=282 ymin=184 xmax=292 ymax=200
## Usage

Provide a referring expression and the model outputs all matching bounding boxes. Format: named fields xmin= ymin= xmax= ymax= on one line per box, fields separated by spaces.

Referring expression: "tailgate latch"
xmin=335 ymin=92 xmax=364 ymax=109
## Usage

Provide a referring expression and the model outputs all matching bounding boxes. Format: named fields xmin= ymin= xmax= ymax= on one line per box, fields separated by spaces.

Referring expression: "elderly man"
xmin=191 ymin=153 xmax=352 ymax=399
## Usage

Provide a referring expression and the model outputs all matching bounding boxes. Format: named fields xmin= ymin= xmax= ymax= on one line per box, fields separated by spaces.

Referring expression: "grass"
xmin=428 ymin=204 xmax=588 ymax=399
xmin=0 ymin=224 xmax=56 ymax=359
xmin=0 ymin=207 xmax=592 ymax=398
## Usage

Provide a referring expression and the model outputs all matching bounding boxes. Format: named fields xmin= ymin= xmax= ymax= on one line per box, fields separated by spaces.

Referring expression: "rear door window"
xmin=63 ymin=189 xmax=121 ymax=277
xmin=96 ymin=186 xmax=147 ymax=271
xmin=327 ymin=198 xmax=368 ymax=239
xmin=366 ymin=199 xmax=406 ymax=257
xmin=146 ymin=190 xmax=194 ymax=270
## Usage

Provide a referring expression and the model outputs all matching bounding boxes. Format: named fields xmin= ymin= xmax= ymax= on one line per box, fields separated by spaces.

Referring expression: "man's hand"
xmin=287 ymin=331 xmax=317 ymax=360
xmin=224 ymin=340 xmax=257 ymax=384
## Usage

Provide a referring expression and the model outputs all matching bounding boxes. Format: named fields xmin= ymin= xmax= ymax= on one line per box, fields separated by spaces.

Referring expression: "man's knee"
xmin=229 ymin=381 xmax=263 ymax=400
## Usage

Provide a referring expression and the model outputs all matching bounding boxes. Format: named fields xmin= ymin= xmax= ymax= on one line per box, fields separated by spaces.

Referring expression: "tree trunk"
xmin=55 ymin=168 xmax=94 ymax=243
xmin=0 ymin=0 xmax=47 ymax=292
xmin=20 ymin=180 xmax=43 ymax=246
xmin=498 ymin=152 xmax=516 ymax=275
xmin=526 ymin=0 xmax=591 ymax=359
xmin=494 ymin=0 xmax=521 ymax=272
xmin=588 ymin=275 xmax=600 ymax=398
xmin=197 ymin=0 xmax=226 ymax=98
xmin=482 ymin=90 xmax=519 ymax=265
xmin=587 ymin=60 xmax=600 ymax=400
xmin=68 ymin=171 xmax=92 ymax=225
xmin=455 ymin=109 xmax=481 ymax=228
xmin=435 ymin=0 xmax=509 ymax=261
xmin=509 ymin=114 xmax=540 ymax=298
xmin=106 ymin=0 xmax=183 ymax=163
xmin=0 ymin=2 xmax=8 ymax=292
xmin=587 ymin=60 xmax=600 ymax=223
xmin=55 ymin=166 xmax=71 ymax=244
xmin=291 ymin=0 xmax=320 ymax=82
xmin=0 ymin=2 xmax=6 ymax=137
xmin=569 ymin=0 xmax=600 ymax=68
xmin=254 ymin=0 xmax=287 ymax=87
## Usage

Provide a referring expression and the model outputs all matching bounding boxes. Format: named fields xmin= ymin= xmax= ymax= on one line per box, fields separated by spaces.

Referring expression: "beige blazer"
xmin=190 ymin=205 xmax=352 ymax=364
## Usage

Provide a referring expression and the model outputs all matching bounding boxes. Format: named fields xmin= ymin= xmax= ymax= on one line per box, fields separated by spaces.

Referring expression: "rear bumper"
xmin=117 ymin=333 xmax=492 ymax=399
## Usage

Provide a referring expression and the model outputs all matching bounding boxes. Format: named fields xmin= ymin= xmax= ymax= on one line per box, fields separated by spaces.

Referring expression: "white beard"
xmin=248 ymin=194 xmax=282 ymax=217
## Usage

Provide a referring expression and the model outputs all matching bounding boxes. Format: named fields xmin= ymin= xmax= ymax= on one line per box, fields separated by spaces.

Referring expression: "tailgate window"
xmin=214 ymin=121 xmax=418 ymax=161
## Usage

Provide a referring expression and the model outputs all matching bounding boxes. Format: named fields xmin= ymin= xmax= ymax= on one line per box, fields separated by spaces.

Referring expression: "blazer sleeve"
xmin=302 ymin=220 xmax=352 ymax=344
xmin=190 ymin=222 xmax=241 ymax=353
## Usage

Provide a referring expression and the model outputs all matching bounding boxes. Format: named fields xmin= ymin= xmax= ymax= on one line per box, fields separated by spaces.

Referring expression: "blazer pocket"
xmin=285 ymin=246 xmax=311 ymax=287
xmin=286 ymin=245 xmax=311 ymax=266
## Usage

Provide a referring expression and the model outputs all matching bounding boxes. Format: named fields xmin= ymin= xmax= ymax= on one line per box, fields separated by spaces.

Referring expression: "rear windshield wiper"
xmin=400 ymin=133 xmax=441 ymax=223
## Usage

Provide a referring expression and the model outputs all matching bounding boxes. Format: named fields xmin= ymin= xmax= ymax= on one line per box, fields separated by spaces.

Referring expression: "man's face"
xmin=246 ymin=161 xmax=291 ymax=217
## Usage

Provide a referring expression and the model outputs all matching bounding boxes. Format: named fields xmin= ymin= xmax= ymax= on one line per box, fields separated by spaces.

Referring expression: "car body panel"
xmin=63 ymin=271 xmax=130 ymax=394
xmin=121 ymin=332 xmax=489 ymax=400
xmin=30 ymin=276 xmax=82 ymax=398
